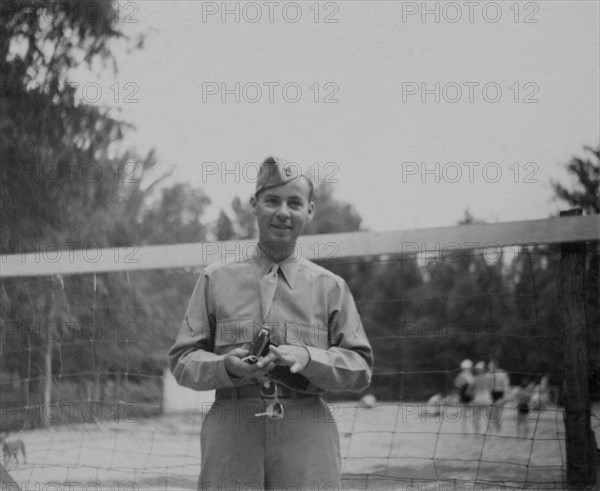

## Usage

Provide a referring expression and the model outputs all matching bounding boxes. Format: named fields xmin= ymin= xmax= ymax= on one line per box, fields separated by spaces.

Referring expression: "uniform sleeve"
xmin=168 ymin=271 xmax=236 ymax=391
xmin=301 ymin=279 xmax=373 ymax=393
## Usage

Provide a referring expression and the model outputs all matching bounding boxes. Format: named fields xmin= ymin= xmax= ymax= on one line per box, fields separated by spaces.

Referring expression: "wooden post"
xmin=559 ymin=209 xmax=598 ymax=488
xmin=0 ymin=462 xmax=20 ymax=490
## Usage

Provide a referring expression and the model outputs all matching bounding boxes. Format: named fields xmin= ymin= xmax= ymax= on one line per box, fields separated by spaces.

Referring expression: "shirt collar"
xmin=252 ymin=246 xmax=300 ymax=290
xmin=278 ymin=256 xmax=300 ymax=289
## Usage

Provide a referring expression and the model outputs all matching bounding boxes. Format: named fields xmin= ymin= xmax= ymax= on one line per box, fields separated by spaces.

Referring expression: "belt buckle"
xmin=255 ymin=380 xmax=284 ymax=420
xmin=260 ymin=379 xmax=277 ymax=398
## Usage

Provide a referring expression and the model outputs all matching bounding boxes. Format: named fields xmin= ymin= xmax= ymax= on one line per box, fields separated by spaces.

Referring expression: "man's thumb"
xmin=228 ymin=347 xmax=249 ymax=358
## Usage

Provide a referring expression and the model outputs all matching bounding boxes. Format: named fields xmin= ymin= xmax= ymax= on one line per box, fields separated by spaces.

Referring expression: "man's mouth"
xmin=271 ymin=224 xmax=291 ymax=230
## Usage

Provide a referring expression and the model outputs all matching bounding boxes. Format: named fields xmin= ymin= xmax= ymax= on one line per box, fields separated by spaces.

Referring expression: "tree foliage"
xmin=230 ymin=195 xmax=256 ymax=239
xmin=551 ymin=145 xmax=600 ymax=214
xmin=304 ymin=182 xmax=362 ymax=235
xmin=0 ymin=1 xmax=208 ymax=429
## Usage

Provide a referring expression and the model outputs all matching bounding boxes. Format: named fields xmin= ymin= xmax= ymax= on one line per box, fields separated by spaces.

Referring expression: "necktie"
xmin=259 ymin=263 xmax=279 ymax=320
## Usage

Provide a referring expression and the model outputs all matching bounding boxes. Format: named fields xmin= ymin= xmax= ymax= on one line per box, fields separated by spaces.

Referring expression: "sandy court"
xmin=4 ymin=401 xmax=582 ymax=490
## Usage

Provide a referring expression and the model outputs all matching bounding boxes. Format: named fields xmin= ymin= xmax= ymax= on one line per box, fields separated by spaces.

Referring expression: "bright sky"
xmin=89 ymin=1 xmax=599 ymax=232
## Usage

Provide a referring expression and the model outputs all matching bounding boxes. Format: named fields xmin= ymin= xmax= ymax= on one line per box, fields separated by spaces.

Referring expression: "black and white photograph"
xmin=1 ymin=1 xmax=599 ymax=490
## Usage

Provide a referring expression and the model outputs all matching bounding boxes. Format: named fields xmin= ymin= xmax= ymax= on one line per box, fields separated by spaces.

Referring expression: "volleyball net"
xmin=1 ymin=214 xmax=598 ymax=491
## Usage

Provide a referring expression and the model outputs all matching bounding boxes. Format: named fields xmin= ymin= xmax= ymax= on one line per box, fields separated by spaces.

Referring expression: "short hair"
xmin=255 ymin=175 xmax=314 ymax=203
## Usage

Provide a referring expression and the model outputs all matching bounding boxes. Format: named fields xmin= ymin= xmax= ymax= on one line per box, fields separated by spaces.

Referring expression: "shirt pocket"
xmin=284 ymin=322 xmax=329 ymax=350
xmin=213 ymin=318 xmax=261 ymax=354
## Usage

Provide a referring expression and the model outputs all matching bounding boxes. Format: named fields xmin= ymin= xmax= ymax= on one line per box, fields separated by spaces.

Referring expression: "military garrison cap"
xmin=255 ymin=156 xmax=310 ymax=196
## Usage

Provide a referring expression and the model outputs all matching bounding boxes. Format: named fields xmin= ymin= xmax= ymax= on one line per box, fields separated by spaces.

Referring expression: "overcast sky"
xmin=89 ymin=1 xmax=599 ymax=232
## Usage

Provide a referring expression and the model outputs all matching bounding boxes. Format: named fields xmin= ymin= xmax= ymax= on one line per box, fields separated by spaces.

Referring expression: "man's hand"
xmin=224 ymin=348 xmax=275 ymax=379
xmin=257 ymin=344 xmax=310 ymax=374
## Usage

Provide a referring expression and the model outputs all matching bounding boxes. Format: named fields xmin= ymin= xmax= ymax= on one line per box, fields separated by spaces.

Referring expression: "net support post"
xmin=559 ymin=208 xmax=599 ymax=489
xmin=0 ymin=462 xmax=20 ymax=491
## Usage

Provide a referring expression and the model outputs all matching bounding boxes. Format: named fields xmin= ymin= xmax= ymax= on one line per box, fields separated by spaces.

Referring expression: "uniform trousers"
xmin=199 ymin=392 xmax=341 ymax=491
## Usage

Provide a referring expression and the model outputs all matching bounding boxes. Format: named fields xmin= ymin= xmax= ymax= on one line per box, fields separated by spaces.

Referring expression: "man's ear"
xmin=250 ymin=195 xmax=258 ymax=216
xmin=306 ymin=200 xmax=315 ymax=223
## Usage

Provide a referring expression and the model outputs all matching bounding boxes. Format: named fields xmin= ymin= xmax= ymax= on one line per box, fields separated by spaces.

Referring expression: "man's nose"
xmin=276 ymin=202 xmax=290 ymax=218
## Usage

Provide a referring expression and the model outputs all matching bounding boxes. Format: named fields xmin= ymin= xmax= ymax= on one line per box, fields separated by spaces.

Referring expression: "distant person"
xmin=488 ymin=360 xmax=510 ymax=431
xmin=422 ymin=393 xmax=446 ymax=418
xmin=515 ymin=377 xmax=535 ymax=438
xmin=469 ymin=361 xmax=493 ymax=434
xmin=530 ymin=375 xmax=551 ymax=410
xmin=453 ymin=359 xmax=474 ymax=431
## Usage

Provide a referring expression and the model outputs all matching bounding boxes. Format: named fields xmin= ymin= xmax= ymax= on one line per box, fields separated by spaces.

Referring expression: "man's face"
xmin=250 ymin=178 xmax=315 ymax=249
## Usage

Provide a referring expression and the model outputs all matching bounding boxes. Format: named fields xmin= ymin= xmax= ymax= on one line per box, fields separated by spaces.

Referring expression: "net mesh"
xmin=1 ymin=239 xmax=598 ymax=491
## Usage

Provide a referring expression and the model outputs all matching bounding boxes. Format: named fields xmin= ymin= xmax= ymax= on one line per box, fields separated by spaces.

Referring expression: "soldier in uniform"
xmin=169 ymin=156 xmax=373 ymax=490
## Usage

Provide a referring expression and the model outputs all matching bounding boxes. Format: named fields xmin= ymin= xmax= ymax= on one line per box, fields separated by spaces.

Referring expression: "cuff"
xmin=217 ymin=356 xmax=236 ymax=387
xmin=300 ymin=346 xmax=327 ymax=379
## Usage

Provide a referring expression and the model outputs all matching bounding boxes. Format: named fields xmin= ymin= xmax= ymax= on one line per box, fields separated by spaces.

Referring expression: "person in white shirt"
xmin=470 ymin=361 xmax=493 ymax=434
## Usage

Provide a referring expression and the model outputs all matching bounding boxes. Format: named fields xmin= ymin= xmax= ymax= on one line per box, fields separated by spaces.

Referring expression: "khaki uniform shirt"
xmin=169 ymin=252 xmax=373 ymax=394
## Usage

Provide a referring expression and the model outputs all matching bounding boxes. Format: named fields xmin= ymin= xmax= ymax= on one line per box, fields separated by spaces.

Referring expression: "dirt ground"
xmin=3 ymin=401 xmax=580 ymax=491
